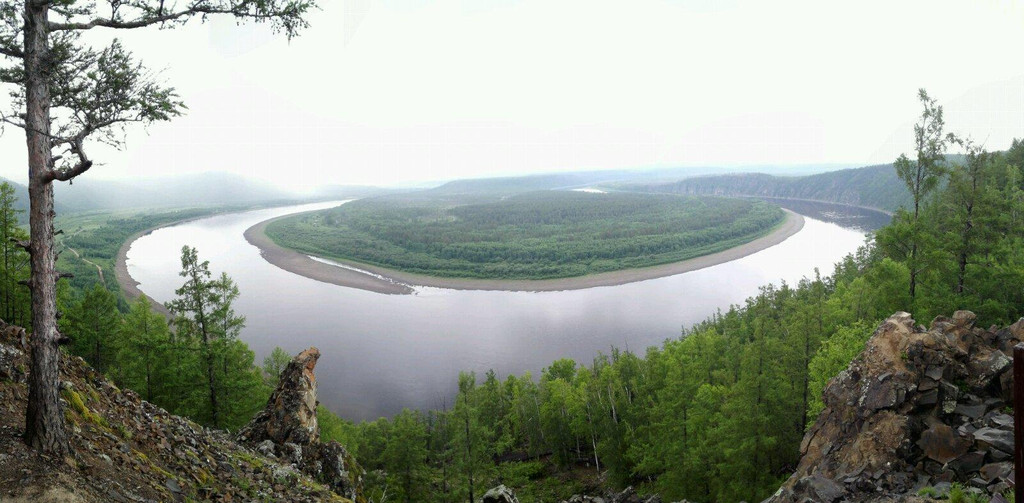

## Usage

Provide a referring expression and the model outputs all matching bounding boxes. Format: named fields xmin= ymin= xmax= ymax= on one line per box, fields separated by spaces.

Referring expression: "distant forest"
xmin=320 ymin=135 xmax=1024 ymax=503
xmin=629 ymin=163 xmax=913 ymax=212
xmin=264 ymin=191 xmax=786 ymax=280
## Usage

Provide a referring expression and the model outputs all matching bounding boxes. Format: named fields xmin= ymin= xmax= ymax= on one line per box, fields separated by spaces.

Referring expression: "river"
xmin=124 ymin=199 xmax=888 ymax=420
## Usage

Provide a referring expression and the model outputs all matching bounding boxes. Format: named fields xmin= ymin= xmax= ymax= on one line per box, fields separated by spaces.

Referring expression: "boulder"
xmin=916 ymin=423 xmax=970 ymax=464
xmin=483 ymin=485 xmax=520 ymax=503
xmin=973 ymin=427 xmax=1013 ymax=455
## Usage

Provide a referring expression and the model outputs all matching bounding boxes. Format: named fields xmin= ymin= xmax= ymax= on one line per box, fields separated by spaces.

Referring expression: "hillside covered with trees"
xmin=264 ymin=191 xmax=786 ymax=280
xmin=307 ymin=109 xmax=1024 ymax=501
xmin=629 ymin=163 xmax=913 ymax=213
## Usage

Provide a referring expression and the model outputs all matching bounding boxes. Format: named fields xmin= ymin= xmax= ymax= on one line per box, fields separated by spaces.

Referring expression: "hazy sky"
xmin=1 ymin=0 xmax=1023 ymax=191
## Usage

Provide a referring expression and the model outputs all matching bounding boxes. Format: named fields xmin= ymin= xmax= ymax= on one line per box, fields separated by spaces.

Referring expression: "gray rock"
xmin=165 ymin=478 xmax=181 ymax=494
xmin=988 ymin=413 xmax=1013 ymax=428
xmin=974 ymin=427 xmax=1014 ymax=454
xmin=979 ymin=462 xmax=1012 ymax=482
xmin=946 ymin=451 xmax=985 ymax=475
xmin=0 ymin=345 xmax=24 ymax=383
xmin=237 ymin=347 xmax=321 ymax=446
xmin=483 ymin=485 xmax=520 ymax=503
xmin=971 ymin=350 xmax=1011 ymax=385
xmin=792 ymin=474 xmax=843 ymax=503
xmin=282 ymin=442 xmax=303 ymax=465
xmin=256 ymin=439 xmax=276 ymax=458
xmin=954 ymin=403 xmax=987 ymax=419
xmin=272 ymin=464 xmax=298 ymax=483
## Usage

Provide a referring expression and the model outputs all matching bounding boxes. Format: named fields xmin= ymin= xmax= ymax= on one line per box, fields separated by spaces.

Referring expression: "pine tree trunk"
xmin=23 ymin=0 xmax=69 ymax=455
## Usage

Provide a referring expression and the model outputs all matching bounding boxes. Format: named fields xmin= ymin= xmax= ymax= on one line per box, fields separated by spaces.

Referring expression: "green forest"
xmin=0 ymin=92 xmax=1019 ymax=503
xmin=307 ymin=100 xmax=1024 ymax=502
xmin=264 ymin=191 xmax=786 ymax=280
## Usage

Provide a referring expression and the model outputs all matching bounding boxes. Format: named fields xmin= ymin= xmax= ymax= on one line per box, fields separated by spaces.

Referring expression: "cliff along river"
xmin=123 ymin=199 xmax=888 ymax=420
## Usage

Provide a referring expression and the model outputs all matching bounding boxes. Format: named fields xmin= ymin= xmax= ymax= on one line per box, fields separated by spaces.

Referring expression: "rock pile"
xmin=237 ymin=346 xmax=365 ymax=503
xmin=767 ymin=311 xmax=1023 ymax=503
xmin=561 ymin=486 xmax=690 ymax=503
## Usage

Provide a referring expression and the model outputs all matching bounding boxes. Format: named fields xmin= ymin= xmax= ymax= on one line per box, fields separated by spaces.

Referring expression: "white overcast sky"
xmin=2 ymin=0 xmax=1023 ymax=191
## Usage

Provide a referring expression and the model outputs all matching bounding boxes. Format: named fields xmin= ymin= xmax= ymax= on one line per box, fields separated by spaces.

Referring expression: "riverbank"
xmin=115 ymin=220 xmax=195 ymax=317
xmin=244 ymin=209 xmax=805 ymax=294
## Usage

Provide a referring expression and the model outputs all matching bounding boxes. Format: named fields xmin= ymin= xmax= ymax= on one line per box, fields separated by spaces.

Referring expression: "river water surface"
xmin=125 ymin=199 xmax=888 ymax=420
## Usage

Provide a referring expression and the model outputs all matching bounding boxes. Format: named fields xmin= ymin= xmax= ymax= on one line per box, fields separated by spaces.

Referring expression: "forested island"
xmin=263 ymin=191 xmax=788 ymax=281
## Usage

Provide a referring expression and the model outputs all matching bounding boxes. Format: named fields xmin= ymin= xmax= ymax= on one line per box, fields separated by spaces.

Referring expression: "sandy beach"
xmin=242 ymin=209 xmax=805 ymax=294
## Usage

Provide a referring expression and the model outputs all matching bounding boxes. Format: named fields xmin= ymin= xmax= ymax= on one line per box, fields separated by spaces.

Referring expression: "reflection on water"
xmin=759 ymin=198 xmax=891 ymax=233
xmin=127 ymin=199 xmax=889 ymax=420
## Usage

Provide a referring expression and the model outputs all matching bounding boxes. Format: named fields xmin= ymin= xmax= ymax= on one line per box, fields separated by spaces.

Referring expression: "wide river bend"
xmin=124 ymin=199 xmax=888 ymax=420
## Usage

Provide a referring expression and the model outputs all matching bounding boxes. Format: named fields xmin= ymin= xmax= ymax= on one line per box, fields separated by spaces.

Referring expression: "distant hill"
xmin=427 ymin=172 xmax=609 ymax=195
xmin=52 ymin=172 xmax=296 ymax=212
xmin=424 ymin=165 xmax=855 ymax=197
xmin=0 ymin=178 xmax=31 ymax=215
xmin=307 ymin=184 xmax=404 ymax=201
xmin=0 ymin=173 xmax=402 ymax=216
xmin=629 ymin=164 xmax=911 ymax=213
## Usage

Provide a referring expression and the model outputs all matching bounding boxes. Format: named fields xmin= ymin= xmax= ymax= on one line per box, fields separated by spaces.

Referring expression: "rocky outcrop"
xmin=237 ymin=347 xmax=365 ymax=503
xmin=238 ymin=347 xmax=321 ymax=446
xmin=0 ymin=328 xmax=352 ymax=502
xmin=766 ymin=311 xmax=1023 ymax=503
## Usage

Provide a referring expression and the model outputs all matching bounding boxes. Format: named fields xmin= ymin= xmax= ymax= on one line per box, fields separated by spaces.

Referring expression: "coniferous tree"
xmin=63 ymin=283 xmax=120 ymax=375
xmin=167 ymin=245 xmax=261 ymax=430
xmin=119 ymin=296 xmax=173 ymax=404
xmin=0 ymin=182 xmax=30 ymax=326
xmin=168 ymin=245 xmax=220 ymax=425
xmin=383 ymin=409 xmax=430 ymax=503
xmin=262 ymin=346 xmax=292 ymax=386
xmin=882 ymin=89 xmax=950 ymax=301
xmin=452 ymin=372 xmax=494 ymax=503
